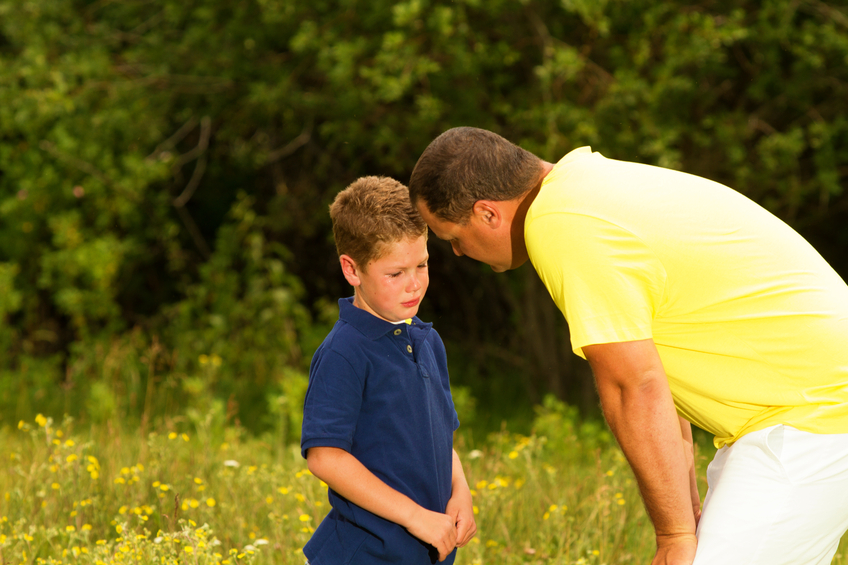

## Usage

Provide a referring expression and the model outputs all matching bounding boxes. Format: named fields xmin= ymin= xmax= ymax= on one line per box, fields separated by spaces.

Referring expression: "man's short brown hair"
xmin=330 ymin=176 xmax=427 ymax=268
xmin=409 ymin=127 xmax=543 ymax=223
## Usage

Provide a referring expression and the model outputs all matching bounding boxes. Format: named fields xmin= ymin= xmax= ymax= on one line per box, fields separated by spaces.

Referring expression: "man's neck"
xmin=509 ymin=161 xmax=553 ymax=266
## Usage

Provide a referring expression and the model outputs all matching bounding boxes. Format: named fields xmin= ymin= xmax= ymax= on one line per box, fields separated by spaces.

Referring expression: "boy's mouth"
xmin=402 ymin=297 xmax=420 ymax=308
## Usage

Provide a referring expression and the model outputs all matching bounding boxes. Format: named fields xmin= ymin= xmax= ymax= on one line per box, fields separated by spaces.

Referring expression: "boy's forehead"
xmin=372 ymin=234 xmax=428 ymax=260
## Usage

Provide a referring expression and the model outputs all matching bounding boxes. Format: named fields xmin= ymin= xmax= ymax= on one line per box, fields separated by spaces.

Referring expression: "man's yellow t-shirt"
xmin=525 ymin=147 xmax=848 ymax=447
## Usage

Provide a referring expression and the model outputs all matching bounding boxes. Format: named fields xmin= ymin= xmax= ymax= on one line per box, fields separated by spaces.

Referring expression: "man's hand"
xmin=405 ymin=508 xmax=457 ymax=562
xmin=652 ymin=533 xmax=697 ymax=565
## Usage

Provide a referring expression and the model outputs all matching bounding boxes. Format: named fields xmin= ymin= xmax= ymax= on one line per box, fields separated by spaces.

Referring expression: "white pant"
xmin=693 ymin=425 xmax=848 ymax=565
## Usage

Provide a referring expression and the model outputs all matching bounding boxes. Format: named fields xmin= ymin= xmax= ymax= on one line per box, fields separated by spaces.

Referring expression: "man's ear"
xmin=472 ymin=200 xmax=503 ymax=229
xmin=339 ymin=254 xmax=363 ymax=287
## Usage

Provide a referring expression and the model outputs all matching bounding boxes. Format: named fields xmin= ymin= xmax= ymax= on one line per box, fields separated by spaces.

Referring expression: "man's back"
xmin=526 ymin=147 xmax=848 ymax=446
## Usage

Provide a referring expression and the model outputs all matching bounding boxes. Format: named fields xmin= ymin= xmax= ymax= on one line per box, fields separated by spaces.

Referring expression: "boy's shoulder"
xmin=325 ymin=297 xmax=438 ymax=339
xmin=313 ymin=297 xmax=444 ymax=362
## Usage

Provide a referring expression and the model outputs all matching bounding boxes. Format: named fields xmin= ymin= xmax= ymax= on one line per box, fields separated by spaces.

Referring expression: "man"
xmin=408 ymin=126 xmax=848 ymax=565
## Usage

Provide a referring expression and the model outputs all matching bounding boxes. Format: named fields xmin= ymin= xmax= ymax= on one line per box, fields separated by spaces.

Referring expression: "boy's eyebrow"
xmin=382 ymin=254 xmax=429 ymax=270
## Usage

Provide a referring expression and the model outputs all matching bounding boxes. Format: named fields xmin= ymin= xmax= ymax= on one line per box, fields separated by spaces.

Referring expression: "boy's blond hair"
xmin=330 ymin=176 xmax=427 ymax=269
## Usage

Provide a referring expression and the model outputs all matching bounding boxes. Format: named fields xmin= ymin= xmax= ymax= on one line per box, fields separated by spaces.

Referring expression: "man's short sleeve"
xmin=300 ymin=348 xmax=365 ymax=458
xmin=526 ymin=212 xmax=667 ymax=358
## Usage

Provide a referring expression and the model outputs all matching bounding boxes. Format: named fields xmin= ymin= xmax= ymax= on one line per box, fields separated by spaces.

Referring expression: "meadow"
xmin=2 ymin=398 xmax=846 ymax=565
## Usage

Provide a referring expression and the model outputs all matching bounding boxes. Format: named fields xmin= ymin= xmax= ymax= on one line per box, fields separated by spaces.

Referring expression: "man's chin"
xmin=490 ymin=260 xmax=527 ymax=273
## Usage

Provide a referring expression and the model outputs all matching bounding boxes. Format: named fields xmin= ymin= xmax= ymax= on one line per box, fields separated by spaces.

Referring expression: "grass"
xmin=1 ymin=407 xmax=846 ymax=565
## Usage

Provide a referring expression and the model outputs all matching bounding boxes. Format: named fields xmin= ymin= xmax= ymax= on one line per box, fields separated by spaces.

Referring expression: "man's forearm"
xmin=584 ymin=341 xmax=697 ymax=539
xmin=601 ymin=379 xmax=696 ymax=536
xmin=678 ymin=416 xmax=701 ymax=524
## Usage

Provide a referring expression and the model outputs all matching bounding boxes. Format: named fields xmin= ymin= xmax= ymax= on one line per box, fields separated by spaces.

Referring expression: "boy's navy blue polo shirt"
xmin=301 ymin=297 xmax=459 ymax=565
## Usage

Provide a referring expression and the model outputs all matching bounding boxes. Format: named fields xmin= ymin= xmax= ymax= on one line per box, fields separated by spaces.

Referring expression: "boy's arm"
xmin=445 ymin=449 xmax=476 ymax=547
xmin=307 ymin=446 xmax=457 ymax=562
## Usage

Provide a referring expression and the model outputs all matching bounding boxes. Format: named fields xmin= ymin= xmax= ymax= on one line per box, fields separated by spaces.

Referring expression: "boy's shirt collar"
xmin=338 ymin=297 xmax=432 ymax=340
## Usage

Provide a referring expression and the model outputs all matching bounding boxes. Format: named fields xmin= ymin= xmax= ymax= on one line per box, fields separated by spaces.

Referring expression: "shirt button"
xmin=393 ymin=329 xmax=402 ymax=336
xmin=407 ymin=345 xmax=413 ymax=353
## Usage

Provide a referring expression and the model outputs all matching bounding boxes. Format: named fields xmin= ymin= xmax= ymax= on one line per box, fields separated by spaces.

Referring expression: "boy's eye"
xmin=389 ymin=272 xmax=402 ymax=278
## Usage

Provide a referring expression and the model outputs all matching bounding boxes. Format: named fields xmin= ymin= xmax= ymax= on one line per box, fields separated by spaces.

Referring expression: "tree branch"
xmin=172 ymin=116 xmax=212 ymax=207
xmin=146 ymin=117 xmax=199 ymax=161
xmin=266 ymin=123 xmax=312 ymax=164
xmin=172 ymin=116 xmax=211 ymax=171
xmin=174 ymin=205 xmax=211 ymax=260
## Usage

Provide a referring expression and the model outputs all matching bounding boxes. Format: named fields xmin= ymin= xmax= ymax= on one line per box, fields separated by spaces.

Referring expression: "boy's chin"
xmin=400 ymin=305 xmax=420 ymax=320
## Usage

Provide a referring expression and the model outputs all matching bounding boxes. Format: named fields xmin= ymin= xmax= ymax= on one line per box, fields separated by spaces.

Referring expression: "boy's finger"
xmin=455 ymin=522 xmax=468 ymax=546
xmin=437 ymin=541 xmax=452 ymax=562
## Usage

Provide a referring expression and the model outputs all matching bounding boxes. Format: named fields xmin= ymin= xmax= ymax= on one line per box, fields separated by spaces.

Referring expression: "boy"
xmin=300 ymin=176 xmax=476 ymax=564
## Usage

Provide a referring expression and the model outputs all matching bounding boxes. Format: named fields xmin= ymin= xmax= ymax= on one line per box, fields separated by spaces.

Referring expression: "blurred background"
xmin=2 ymin=0 xmax=847 ymax=442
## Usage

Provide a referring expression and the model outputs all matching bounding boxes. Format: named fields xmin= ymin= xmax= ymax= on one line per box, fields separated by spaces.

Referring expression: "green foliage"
xmin=161 ymin=192 xmax=312 ymax=432
xmin=532 ymin=394 xmax=614 ymax=454
xmin=0 ymin=0 xmax=846 ymax=429
xmin=8 ymin=408 xmax=840 ymax=564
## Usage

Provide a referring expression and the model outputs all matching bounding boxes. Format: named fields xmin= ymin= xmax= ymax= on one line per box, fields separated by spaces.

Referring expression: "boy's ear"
xmin=339 ymin=254 xmax=363 ymax=287
xmin=472 ymin=200 xmax=503 ymax=229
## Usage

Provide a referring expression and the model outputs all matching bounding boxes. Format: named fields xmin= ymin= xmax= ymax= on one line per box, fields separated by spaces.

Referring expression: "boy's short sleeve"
xmin=300 ymin=348 xmax=364 ymax=459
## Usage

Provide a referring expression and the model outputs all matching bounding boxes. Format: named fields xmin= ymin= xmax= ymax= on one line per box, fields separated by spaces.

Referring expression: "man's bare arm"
xmin=678 ymin=416 xmax=701 ymax=526
xmin=583 ymin=339 xmax=697 ymax=565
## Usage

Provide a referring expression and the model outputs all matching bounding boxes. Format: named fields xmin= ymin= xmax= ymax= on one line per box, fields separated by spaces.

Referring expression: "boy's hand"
xmin=446 ymin=485 xmax=476 ymax=547
xmin=406 ymin=508 xmax=457 ymax=562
